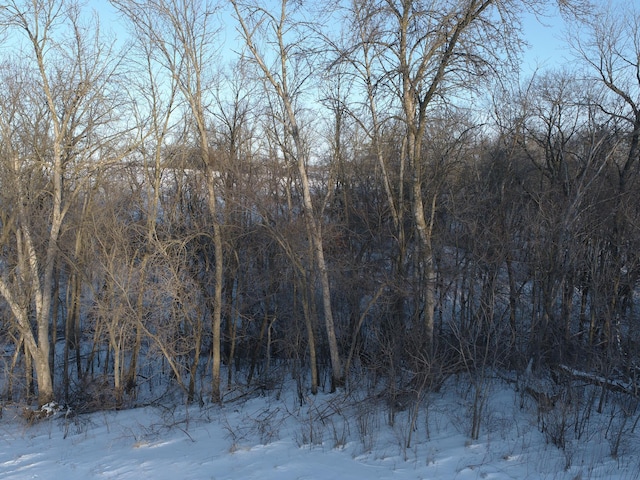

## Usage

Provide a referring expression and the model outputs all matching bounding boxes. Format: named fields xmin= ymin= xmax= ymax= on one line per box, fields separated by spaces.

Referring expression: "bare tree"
xmin=111 ymin=0 xmax=226 ymax=402
xmin=327 ymin=0 xmax=534 ymax=358
xmin=232 ymin=0 xmax=344 ymax=390
xmin=0 ymin=0 xmax=125 ymax=405
xmin=113 ymin=1 xmax=182 ymax=401
xmin=571 ymin=2 xmax=640 ymax=194
xmin=569 ymin=2 xmax=640 ymax=364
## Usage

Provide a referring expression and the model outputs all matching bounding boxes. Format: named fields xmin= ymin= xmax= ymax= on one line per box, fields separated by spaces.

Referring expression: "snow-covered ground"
xmin=1 ymin=376 xmax=638 ymax=479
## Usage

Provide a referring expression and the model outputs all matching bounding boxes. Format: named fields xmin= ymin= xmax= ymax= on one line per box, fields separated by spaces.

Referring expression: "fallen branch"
xmin=557 ymin=365 xmax=638 ymax=397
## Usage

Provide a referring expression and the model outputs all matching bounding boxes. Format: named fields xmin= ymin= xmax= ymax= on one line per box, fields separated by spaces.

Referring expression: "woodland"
xmin=0 ymin=0 xmax=639 ymax=451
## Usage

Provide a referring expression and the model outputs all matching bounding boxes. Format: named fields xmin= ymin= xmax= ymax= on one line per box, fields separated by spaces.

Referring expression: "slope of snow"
xmin=1 ymin=377 xmax=638 ymax=479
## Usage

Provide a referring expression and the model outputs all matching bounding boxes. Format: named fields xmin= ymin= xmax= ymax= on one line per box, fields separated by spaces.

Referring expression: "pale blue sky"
xmin=520 ymin=7 xmax=569 ymax=73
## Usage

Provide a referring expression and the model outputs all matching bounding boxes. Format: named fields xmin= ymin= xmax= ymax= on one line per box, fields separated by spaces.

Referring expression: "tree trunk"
xmin=208 ymin=180 xmax=224 ymax=404
xmin=232 ymin=0 xmax=344 ymax=390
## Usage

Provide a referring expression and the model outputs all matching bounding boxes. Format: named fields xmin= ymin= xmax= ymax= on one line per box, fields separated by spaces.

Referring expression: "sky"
xmin=520 ymin=6 xmax=570 ymax=73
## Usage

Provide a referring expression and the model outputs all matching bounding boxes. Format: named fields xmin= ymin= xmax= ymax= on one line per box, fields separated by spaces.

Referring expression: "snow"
xmin=1 ymin=377 xmax=638 ymax=480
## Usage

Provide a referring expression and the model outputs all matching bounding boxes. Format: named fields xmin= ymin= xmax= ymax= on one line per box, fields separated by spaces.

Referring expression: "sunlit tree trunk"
xmin=232 ymin=0 xmax=344 ymax=390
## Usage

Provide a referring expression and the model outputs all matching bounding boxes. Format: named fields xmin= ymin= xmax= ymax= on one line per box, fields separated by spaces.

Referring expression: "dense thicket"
xmin=0 ymin=0 xmax=639 ymax=414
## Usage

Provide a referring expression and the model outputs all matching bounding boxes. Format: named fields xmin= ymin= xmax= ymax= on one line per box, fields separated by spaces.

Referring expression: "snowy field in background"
xmin=1 ymin=376 xmax=638 ymax=480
